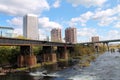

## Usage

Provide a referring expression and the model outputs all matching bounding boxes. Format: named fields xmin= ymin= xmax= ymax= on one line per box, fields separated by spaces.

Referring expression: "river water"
xmin=1 ymin=51 xmax=120 ymax=80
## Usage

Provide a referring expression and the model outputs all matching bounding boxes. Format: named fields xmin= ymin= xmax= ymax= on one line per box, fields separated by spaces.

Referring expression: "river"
xmin=1 ymin=51 xmax=120 ymax=80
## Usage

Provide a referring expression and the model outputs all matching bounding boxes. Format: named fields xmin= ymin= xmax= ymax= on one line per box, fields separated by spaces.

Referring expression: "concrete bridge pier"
xmin=106 ymin=42 xmax=110 ymax=51
xmin=42 ymin=46 xmax=57 ymax=63
xmin=103 ymin=43 xmax=106 ymax=51
xmin=103 ymin=42 xmax=109 ymax=51
xmin=57 ymin=46 xmax=68 ymax=60
xmin=95 ymin=45 xmax=99 ymax=52
xmin=17 ymin=46 xmax=37 ymax=67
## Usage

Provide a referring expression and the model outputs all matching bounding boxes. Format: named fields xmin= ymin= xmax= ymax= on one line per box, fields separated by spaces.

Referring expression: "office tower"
xmin=65 ymin=27 xmax=77 ymax=43
xmin=51 ymin=28 xmax=62 ymax=42
xmin=91 ymin=36 xmax=99 ymax=42
xmin=23 ymin=14 xmax=39 ymax=40
xmin=0 ymin=26 xmax=14 ymax=37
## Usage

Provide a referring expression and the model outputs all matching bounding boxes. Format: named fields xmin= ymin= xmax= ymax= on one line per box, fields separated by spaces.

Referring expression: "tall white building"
xmin=23 ymin=14 xmax=39 ymax=40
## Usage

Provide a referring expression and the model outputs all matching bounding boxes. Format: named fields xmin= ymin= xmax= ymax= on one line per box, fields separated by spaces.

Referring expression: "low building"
xmin=0 ymin=26 xmax=14 ymax=37
xmin=91 ymin=36 xmax=99 ymax=42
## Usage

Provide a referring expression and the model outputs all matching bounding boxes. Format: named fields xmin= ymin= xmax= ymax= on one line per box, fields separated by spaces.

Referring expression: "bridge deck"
xmin=0 ymin=37 xmax=73 ymax=47
xmin=0 ymin=37 xmax=120 ymax=46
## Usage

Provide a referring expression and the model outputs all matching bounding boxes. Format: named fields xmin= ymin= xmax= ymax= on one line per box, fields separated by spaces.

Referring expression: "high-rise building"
xmin=0 ymin=26 xmax=14 ymax=37
xmin=51 ymin=28 xmax=62 ymax=42
xmin=65 ymin=27 xmax=77 ymax=43
xmin=23 ymin=14 xmax=39 ymax=40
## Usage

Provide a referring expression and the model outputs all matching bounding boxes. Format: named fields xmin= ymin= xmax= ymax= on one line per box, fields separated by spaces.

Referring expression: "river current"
xmin=1 ymin=51 xmax=120 ymax=80
xmin=52 ymin=51 xmax=120 ymax=80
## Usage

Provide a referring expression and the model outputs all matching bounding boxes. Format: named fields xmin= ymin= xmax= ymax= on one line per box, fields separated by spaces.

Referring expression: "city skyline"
xmin=0 ymin=0 xmax=120 ymax=42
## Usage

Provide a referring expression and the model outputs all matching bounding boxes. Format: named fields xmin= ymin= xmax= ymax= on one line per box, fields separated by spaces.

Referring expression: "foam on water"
xmin=68 ymin=75 xmax=97 ymax=80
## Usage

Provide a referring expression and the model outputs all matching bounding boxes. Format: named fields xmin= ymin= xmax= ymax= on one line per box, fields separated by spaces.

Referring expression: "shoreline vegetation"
xmin=0 ymin=44 xmax=106 ymax=75
xmin=71 ymin=44 xmax=106 ymax=68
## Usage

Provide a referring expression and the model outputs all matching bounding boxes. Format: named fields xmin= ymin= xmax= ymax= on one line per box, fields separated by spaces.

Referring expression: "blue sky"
xmin=0 ymin=0 xmax=120 ymax=42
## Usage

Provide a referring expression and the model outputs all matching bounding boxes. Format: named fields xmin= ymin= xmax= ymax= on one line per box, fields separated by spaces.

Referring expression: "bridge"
xmin=79 ymin=39 xmax=120 ymax=52
xmin=0 ymin=37 xmax=73 ymax=46
xmin=0 ymin=37 xmax=74 ymax=67
xmin=0 ymin=37 xmax=120 ymax=67
xmin=79 ymin=39 xmax=120 ymax=44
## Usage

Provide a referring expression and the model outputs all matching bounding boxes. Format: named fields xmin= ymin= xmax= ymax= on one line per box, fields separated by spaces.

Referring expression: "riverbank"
xmin=1 ymin=51 xmax=120 ymax=80
xmin=0 ymin=52 xmax=104 ymax=75
xmin=0 ymin=57 xmax=94 ymax=75
xmin=0 ymin=59 xmax=69 ymax=75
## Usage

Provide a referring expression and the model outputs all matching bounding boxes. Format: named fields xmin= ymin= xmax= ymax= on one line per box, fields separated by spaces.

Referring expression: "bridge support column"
xmin=57 ymin=46 xmax=68 ymax=60
xmin=42 ymin=46 xmax=57 ymax=63
xmin=17 ymin=46 xmax=37 ymax=67
xmin=106 ymin=42 xmax=109 ymax=51
xmin=95 ymin=45 xmax=99 ymax=52
xmin=103 ymin=43 xmax=107 ymax=51
xmin=102 ymin=42 xmax=109 ymax=51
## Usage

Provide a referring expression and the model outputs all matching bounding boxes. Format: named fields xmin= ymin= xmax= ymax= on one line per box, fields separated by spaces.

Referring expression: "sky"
xmin=0 ymin=0 xmax=120 ymax=42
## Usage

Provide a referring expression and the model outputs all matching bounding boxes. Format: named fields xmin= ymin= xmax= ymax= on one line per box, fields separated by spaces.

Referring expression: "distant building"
xmin=91 ymin=36 xmax=99 ymax=42
xmin=0 ymin=26 xmax=14 ymax=37
xmin=23 ymin=14 xmax=39 ymax=40
xmin=51 ymin=28 xmax=62 ymax=42
xmin=65 ymin=27 xmax=77 ymax=43
xmin=91 ymin=36 xmax=100 ymax=48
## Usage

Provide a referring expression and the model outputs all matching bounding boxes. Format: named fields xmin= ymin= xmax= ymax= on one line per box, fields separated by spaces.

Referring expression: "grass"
xmin=58 ymin=59 xmax=67 ymax=62
xmin=16 ymin=67 xmax=29 ymax=71
xmin=43 ymin=62 xmax=56 ymax=65
xmin=15 ymin=63 xmax=42 ymax=71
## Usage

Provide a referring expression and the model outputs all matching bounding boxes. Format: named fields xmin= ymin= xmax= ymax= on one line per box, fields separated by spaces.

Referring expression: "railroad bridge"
xmin=0 ymin=37 xmax=74 ymax=67
xmin=0 ymin=37 xmax=120 ymax=67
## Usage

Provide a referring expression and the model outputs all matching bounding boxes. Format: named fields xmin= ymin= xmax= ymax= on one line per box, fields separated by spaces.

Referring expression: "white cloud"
xmin=93 ymin=5 xmax=120 ymax=26
xmin=38 ymin=17 xmax=62 ymax=40
xmin=6 ymin=17 xmax=23 ymax=27
xmin=39 ymin=17 xmax=62 ymax=30
xmin=77 ymin=28 xmax=97 ymax=37
xmin=6 ymin=16 xmax=62 ymax=39
xmin=13 ymin=28 xmax=22 ymax=36
xmin=53 ymin=0 xmax=61 ymax=8
xmin=77 ymin=28 xmax=98 ymax=42
xmin=6 ymin=17 xmax=23 ymax=36
xmin=70 ymin=11 xmax=93 ymax=26
xmin=67 ymin=0 xmax=107 ymax=7
xmin=70 ymin=5 xmax=120 ymax=27
xmin=98 ymin=17 xmax=117 ymax=26
xmin=38 ymin=29 xmax=48 ymax=40
xmin=0 ymin=0 xmax=50 ymax=16
xmin=114 ymin=22 xmax=120 ymax=28
xmin=100 ymin=30 xmax=120 ymax=40
xmin=107 ymin=30 xmax=120 ymax=39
